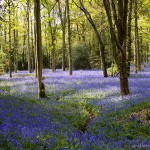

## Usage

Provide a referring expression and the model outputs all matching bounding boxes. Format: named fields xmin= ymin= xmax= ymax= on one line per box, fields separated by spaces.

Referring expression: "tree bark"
xmin=34 ymin=2 xmax=37 ymax=78
xmin=13 ymin=9 xmax=18 ymax=73
xmin=126 ymin=0 xmax=133 ymax=76
xmin=109 ymin=28 xmax=118 ymax=67
xmin=134 ymin=0 xmax=141 ymax=72
xmin=31 ymin=16 xmax=35 ymax=72
xmin=8 ymin=0 xmax=12 ymax=78
xmin=34 ymin=0 xmax=46 ymax=98
xmin=22 ymin=32 xmax=26 ymax=70
xmin=27 ymin=0 xmax=31 ymax=73
xmin=58 ymin=0 xmax=66 ymax=71
xmin=103 ymin=0 xmax=130 ymax=96
xmin=66 ymin=0 xmax=73 ymax=75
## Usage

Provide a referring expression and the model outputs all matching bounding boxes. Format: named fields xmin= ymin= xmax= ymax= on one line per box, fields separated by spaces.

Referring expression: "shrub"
xmin=72 ymin=43 xmax=91 ymax=70
xmin=107 ymin=63 xmax=118 ymax=77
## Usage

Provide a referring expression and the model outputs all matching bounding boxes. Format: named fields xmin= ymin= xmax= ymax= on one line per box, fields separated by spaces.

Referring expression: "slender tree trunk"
xmin=0 ymin=24 xmax=3 ymax=74
xmin=4 ymin=26 xmax=8 ymax=73
xmin=58 ymin=0 xmax=66 ymax=71
xmin=48 ymin=12 xmax=56 ymax=72
xmin=126 ymin=0 xmax=133 ymax=76
xmin=22 ymin=33 xmax=26 ymax=70
xmin=81 ymin=22 xmax=86 ymax=42
xmin=44 ymin=24 xmax=49 ymax=68
xmin=34 ymin=0 xmax=46 ymax=98
xmin=62 ymin=27 xmax=66 ymax=71
xmin=15 ymin=29 xmax=18 ymax=72
xmin=31 ymin=17 xmax=34 ymax=72
xmin=13 ymin=8 xmax=18 ymax=73
xmin=13 ymin=28 xmax=17 ymax=72
xmin=27 ymin=0 xmax=31 ymax=73
xmin=139 ymin=34 xmax=144 ymax=70
xmin=100 ymin=44 xmax=107 ymax=77
xmin=76 ymin=23 xmax=81 ymax=42
xmin=8 ymin=1 xmax=12 ymax=78
xmin=34 ymin=3 xmax=37 ymax=77
xmin=134 ymin=0 xmax=140 ymax=72
xmin=146 ymin=43 xmax=149 ymax=64
xmin=110 ymin=29 xmax=118 ymax=67
xmin=66 ymin=0 xmax=73 ymax=75
xmin=52 ymin=36 xmax=56 ymax=72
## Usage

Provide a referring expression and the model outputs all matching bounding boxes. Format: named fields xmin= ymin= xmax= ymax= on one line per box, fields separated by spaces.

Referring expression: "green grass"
xmin=96 ymin=101 xmax=150 ymax=141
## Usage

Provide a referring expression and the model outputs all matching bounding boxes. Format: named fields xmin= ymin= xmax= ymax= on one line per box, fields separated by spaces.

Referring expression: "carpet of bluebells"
xmin=0 ymin=65 xmax=150 ymax=149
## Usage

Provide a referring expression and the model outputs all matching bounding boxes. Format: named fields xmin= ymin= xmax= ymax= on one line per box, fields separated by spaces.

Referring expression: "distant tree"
xmin=49 ymin=10 xmax=57 ymax=72
xmin=134 ymin=0 xmax=141 ymax=72
xmin=27 ymin=0 xmax=31 ymax=73
xmin=72 ymin=0 xmax=108 ymax=77
xmin=126 ymin=0 xmax=133 ymax=76
xmin=66 ymin=0 xmax=73 ymax=75
xmin=57 ymin=0 xmax=67 ymax=71
xmin=30 ymin=15 xmax=35 ymax=72
xmin=12 ymin=4 xmax=19 ymax=73
xmin=73 ymin=0 xmax=108 ymax=77
xmin=8 ymin=0 xmax=12 ymax=78
xmin=42 ymin=0 xmax=58 ymax=72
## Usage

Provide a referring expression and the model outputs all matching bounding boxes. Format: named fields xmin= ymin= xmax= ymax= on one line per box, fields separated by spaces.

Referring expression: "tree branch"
xmin=103 ymin=0 xmax=123 ymax=51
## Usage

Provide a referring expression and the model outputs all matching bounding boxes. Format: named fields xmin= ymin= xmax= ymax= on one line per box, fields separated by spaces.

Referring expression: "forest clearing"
xmin=0 ymin=67 xmax=150 ymax=149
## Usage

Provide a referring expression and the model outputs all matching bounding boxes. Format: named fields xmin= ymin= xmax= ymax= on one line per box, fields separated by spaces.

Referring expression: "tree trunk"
xmin=100 ymin=44 xmax=107 ymax=77
xmin=13 ymin=27 xmax=18 ymax=73
xmin=146 ymin=43 xmax=149 ymax=64
xmin=103 ymin=0 xmax=130 ymax=96
xmin=34 ymin=3 xmax=37 ymax=78
xmin=58 ymin=0 xmax=66 ymax=71
xmin=119 ymin=51 xmax=130 ymax=96
xmin=48 ymin=12 xmax=56 ymax=72
xmin=66 ymin=0 xmax=73 ymax=75
xmin=62 ymin=27 xmax=66 ymax=71
xmin=34 ymin=0 xmax=46 ymax=98
xmin=27 ymin=0 xmax=31 ymax=73
xmin=139 ymin=34 xmax=144 ymax=70
xmin=14 ymin=10 xmax=18 ymax=73
xmin=31 ymin=16 xmax=35 ymax=72
xmin=22 ymin=33 xmax=26 ymax=70
xmin=8 ymin=0 xmax=12 ymax=78
xmin=76 ymin=23 xmax=81 ymax=42
xmin=134 ymin=0 xmax=141 ymax=72
xmin=4 ymin=26 xmax=8 ymax=73
xmin=126 ymin=0 xmax=133 ymax=76
xmin=110 ymin=29 xmax=118 ymax=67
xmin=52 ymin=36 xmax=56 ymax=72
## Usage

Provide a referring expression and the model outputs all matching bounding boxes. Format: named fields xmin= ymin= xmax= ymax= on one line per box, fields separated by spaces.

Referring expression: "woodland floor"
xmin=0 ymin=66 xmax=150 ymax=149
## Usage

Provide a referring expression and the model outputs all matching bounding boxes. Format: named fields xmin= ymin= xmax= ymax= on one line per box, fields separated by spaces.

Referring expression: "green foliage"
xmin=0 ymin=85 xmax=11 ymax=92
xmin=107 ymin=63 xmax=118 ymax=77
xmin=72 ymin=43 xmax=91 ymax=70
xmin=0 ymin=50 xmax=5 ymax=75
xmin=0 ymin=134 xmax=15 ymax=150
